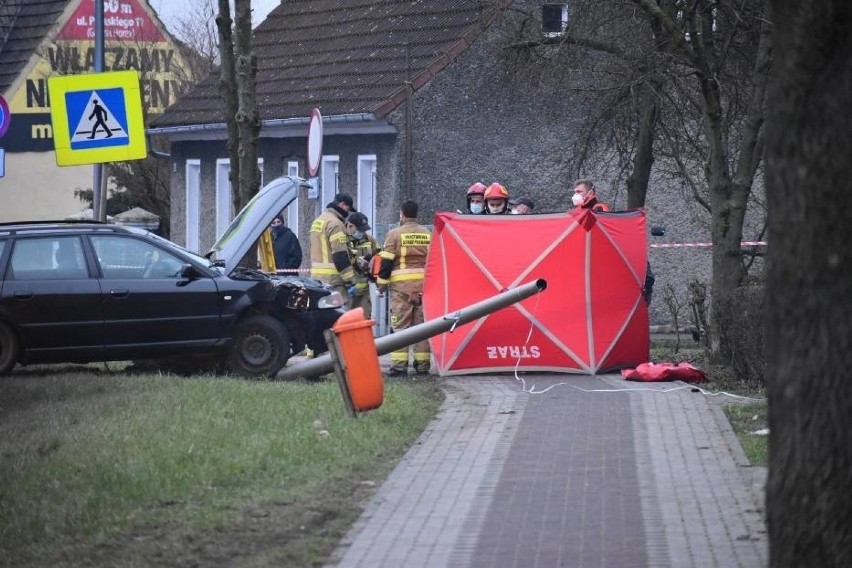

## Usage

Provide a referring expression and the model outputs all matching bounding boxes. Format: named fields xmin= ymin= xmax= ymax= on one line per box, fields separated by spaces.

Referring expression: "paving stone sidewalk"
xmin=327 ymin=373 xmax=767 ymax=568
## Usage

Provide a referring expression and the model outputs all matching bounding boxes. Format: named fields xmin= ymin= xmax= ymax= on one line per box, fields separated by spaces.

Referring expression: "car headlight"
xmin=285 ymin=286 xmax=311 ymax=310
xmin=317 ymin=291 xmax=344 ymax=309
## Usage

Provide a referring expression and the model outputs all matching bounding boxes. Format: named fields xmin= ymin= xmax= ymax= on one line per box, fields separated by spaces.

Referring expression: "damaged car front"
xmin=206 ymin=176 xmax=346 ymax=374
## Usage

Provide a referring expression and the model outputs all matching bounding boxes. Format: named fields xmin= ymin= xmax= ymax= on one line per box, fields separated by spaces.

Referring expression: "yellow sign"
xmin=48 ymin=70 xmax=147 ymax=166
xmin=4 ymin=0 xmax=191 ymax=154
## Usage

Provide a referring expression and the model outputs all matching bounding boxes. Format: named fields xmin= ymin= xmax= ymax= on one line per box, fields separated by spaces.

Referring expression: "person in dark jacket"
xmin=270 ymin=214 xmax=302 ymax=271
xmin=510 ymin=197 xmax=535 ymax=214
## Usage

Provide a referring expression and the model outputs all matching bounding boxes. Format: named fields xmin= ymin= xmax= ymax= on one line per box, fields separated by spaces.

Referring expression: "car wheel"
xmin=227 ymin=315 xmax=290 ymax=378
xmin=0 ymin=323 xmax=20 ymax=376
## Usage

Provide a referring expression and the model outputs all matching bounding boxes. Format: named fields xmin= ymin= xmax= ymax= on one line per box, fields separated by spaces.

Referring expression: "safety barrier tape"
xmin=273 ymin=243 xmax=768 ymax=276
xmin=650 ymin=241 xmax=767 ymax=249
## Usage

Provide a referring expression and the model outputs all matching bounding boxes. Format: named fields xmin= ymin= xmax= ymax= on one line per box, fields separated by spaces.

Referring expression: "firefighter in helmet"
xmin=483 ymin=182 xmax=511 ymax=215
xmin=465 ymin=182 xmax=487 ymax=214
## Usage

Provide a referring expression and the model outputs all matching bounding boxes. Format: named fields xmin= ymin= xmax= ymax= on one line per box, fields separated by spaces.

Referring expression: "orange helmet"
xmin=467 ymin=182 xmax=487 ymax=197
xmin=483 ymin=182 xmax=509 ymax=200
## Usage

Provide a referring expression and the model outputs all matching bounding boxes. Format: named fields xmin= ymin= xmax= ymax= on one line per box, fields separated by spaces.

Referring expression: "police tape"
xmin=650 ymin=241 xmax=767 ymax=249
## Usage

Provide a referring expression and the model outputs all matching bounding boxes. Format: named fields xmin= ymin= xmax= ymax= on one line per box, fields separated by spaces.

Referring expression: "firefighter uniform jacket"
xmin=349 ymin=234 xmax=380 ymax=295
xmin=377 ymin=218 xmax=432 ymax=373
xmin=377 ymin=218 xmax=431 ymax=287
xmin=310 ymin=206 xmax=356 ymax=287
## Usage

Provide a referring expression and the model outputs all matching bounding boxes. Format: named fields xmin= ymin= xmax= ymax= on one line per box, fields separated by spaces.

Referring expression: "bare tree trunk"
xmin=626 ymin=80 xmax=659 ymax=209
xmin=216 ymin=0 xmax=240 ymax=214
xmin=233 ymin=0 xmax=260 ymax=209
xmin=765 ymin=1 xmax=852 ymax=565
xmin=633 ymin=0 xmax=771 ymax=360
xmin=695 ymin=22 xmax=749 ymax=361
xmin=709 ymin=10 xmax=772 ymax=359
xmin=707 ymin=175 xmax=747 ymax=360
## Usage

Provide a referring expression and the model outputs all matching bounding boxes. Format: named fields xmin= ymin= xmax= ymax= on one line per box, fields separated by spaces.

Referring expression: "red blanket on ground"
xmin=621 ymin=362 xmax=707 ymax=383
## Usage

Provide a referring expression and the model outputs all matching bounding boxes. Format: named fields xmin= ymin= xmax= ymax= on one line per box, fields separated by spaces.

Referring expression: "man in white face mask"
xmin=571 ymin=179 xmax=654 ymax=305
xmin=571 ymin=179 xmax=610 ymax=212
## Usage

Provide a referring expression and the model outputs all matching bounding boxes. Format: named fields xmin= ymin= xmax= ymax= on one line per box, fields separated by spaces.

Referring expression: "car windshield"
xmin=123 ymin=227 xmax=225 ymax=273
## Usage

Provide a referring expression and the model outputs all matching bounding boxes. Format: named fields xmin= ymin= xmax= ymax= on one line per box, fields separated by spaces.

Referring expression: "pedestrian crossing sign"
xmin=48 ymin=70 xmax=147 ymax=166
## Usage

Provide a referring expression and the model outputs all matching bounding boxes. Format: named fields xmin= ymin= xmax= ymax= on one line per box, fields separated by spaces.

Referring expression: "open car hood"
xmin=206 ymin=176 xmax=309 ymax=274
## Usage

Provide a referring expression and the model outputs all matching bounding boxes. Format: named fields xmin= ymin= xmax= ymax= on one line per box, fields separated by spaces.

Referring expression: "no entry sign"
xmin=0 ymin=95 xmax=10 ymax=139
xmin=307 ymin=108 xmax=323 ymax=177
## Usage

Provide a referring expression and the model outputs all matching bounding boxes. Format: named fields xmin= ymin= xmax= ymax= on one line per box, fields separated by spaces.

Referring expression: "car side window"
xmin=91 ymin=235 xmax=184 ymax=279
xmin=9 ymin=236 xmax=89 ymax=280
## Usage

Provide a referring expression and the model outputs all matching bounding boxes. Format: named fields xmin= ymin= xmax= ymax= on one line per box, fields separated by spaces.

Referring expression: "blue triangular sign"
xmin=66 ymin=87 xmax=130 ymax=150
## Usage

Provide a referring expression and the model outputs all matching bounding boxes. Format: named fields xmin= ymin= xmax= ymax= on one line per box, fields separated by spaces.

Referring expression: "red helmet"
xmin=483 ymin=182 xmax=509 ymax=201
xmin=466 ymin=182 xmax=487 ymax=197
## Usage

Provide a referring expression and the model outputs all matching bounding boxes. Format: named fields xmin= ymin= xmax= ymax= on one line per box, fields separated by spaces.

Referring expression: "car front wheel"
xmin=227 ymin=315 xmax=290 ymax=378
xmin=0 ymin=322 xmax=20 ymax=376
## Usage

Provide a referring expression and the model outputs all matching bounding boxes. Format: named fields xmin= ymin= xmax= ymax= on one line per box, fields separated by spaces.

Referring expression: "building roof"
xmin=0 ymin=0 xmax=72 ymax=97
xmin=152 ymin=0 xmax=507 ymax=129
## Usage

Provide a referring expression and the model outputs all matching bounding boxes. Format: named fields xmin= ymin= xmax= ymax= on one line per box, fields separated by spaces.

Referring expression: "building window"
xmin=542 ymin=4 xmax=568 ymax=36
xmin=214 ymin=158 xmax=265 ymax=240
xmin=357 ymin=155 xmax=377 ymax=226
xmin=678 ymin=6 xmax=718 ymax=43
xmin=286 ymin=161 xmax=299 ymax=178
xmin=321 ymin=155 xmax=340 ymax=207
xmin=185 ymin=159 xmax=201 ymax=253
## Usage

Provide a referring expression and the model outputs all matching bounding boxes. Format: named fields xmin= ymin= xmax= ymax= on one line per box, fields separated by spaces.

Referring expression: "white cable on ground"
xmin=511 ymin=293 xmax=766 ymax=403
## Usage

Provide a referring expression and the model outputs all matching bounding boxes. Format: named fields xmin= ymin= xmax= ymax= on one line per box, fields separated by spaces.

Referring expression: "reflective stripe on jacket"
xmin=377 ymin=218 xmax=431 ymax=286
xmin=309 ymin=208 xmax=355 ymax=286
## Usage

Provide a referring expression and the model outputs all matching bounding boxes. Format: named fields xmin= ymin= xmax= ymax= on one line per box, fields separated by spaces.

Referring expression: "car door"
xmin=90 ymin=234 xmax=222 ymax=358
xmin=0 ymin=235 xmax=104 ymax=362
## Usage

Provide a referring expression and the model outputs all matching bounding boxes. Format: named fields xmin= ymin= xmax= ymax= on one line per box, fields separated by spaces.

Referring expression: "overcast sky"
xmin=150 ymin=0 xmax=281 ymax=32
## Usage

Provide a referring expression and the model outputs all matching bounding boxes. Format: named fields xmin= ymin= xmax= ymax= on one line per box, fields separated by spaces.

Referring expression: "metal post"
xmin=92 ymin=0 xmax=106 ymax=222
xmin=404 ymin=42 xmax=413 ymax=200
xmin=279 ymin=278 xmax=547 ymax=380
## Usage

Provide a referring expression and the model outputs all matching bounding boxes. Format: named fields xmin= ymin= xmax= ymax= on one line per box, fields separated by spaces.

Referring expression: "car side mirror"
xmin=178 ymin=263 xmax=200 ymax=285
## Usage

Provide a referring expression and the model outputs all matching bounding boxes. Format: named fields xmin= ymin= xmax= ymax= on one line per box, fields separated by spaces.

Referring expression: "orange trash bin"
xmin=331 ymin=307 xmax=384 ymax=412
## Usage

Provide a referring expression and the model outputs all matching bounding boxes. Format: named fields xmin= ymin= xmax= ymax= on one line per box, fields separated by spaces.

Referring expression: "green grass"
xmin=650 ymin=340 xmax=768 ymax=468
xmin=0 ymin=369 xmax=443 ymax=566
xmin=724 ymin=403 xmax=768 ymax=467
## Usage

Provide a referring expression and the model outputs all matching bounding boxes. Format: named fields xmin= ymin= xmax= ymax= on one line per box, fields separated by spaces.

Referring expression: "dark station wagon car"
xmin=0 ymin=177 xmax=344 ymax=377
